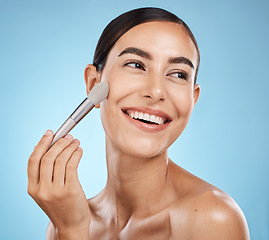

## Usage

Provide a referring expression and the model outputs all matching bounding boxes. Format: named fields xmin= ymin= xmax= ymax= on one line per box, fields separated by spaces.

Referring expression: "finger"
xmin=65 ymin=147 xmax=83 ymax=186
xmin=53 ymin=139 xmax=80 ymax=187
xmin=27 ymin=130 xmax=54 ymax=186
xmin=39 ymin=134 xmax=73 ymax=185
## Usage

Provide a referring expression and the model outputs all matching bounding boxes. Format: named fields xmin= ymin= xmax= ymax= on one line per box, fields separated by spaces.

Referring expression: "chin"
xmin=124 ymin=147 xmax=166 ymax=159
xmin=119 ymin=135 xmax=170 ymax=159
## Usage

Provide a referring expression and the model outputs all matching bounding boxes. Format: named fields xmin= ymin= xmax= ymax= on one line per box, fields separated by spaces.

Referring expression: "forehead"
xmin=110 ymin=21 xmax=198 ymax=67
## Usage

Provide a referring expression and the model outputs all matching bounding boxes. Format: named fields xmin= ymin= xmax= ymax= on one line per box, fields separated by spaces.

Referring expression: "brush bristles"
xmin=87 ymin=82 xmax=109 ymax=105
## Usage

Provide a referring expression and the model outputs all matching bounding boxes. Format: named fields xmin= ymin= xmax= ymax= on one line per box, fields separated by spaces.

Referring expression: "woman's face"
xmin=98 ymin=21 xmax=200 ymax=158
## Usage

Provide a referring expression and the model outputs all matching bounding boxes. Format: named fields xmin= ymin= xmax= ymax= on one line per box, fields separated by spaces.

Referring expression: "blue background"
xmin=1 ymin=0 xmax=268 ymax=239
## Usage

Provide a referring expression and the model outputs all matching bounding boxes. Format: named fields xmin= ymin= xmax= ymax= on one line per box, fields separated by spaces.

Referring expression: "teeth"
xmin=127 ymin=111 xmax=166 ymax=125
xmin=149 ymin=115 xmax=155 ymax=122
xmin=144 ymin=113 xmax=150 ymax=121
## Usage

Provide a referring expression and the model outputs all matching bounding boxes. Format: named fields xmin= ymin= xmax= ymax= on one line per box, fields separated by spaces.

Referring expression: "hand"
xmin=27 ymin=130 xmax=91 ymax=239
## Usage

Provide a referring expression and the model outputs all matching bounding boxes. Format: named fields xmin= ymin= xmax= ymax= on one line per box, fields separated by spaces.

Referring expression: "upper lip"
xmin=121 ymin=106 xmax=172 ymax=123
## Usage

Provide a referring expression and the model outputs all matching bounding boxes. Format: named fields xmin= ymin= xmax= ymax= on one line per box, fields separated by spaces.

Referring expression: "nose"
xmin=140 ymin=74 xmax=167 ymax=102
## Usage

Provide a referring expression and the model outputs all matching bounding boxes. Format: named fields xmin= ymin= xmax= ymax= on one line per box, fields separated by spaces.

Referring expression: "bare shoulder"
xmin=168 ymin=162 xmax=250 ymax=239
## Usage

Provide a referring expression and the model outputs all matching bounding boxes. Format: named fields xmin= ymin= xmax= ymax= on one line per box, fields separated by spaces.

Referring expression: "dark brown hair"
xmin=93 ymin=7 xmax=200 ymax=84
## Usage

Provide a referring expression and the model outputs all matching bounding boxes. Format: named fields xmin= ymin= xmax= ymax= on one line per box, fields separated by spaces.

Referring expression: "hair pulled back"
xmin=93 ymin=7 xmax=200 ymax=83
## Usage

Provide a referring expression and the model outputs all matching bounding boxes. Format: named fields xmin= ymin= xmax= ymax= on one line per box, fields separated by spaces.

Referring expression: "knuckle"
xmin=36 ymin=185 xmax=66 ymax=202
xmin=38 ymin=136 xmax=50 ymax=147
xmin=36 ymin=188 xmax=50 ymax=202
xmin=42 ymin=154 xmax=54 ymax=164
xmin=27 ymin=185 xmax=36 ymax=197
xmin=56 ymin=155 xmax=68 ymax=164
xmin=67 ymin=161 xmax=77 ymax=170
xmin=67 ymin=188 xmax=77 ymax=196
xmin=57 ymin=137 xmax=71 ymax=146
xmin=27 ymin=160 xmax=34 ymax=172
xmin=28 ymin=154 xmax=38 ymax=164
xmin=53 ymin=188 xmax=65 ymax=200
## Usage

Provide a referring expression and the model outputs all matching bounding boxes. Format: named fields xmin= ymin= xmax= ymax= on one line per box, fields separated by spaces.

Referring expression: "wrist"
xmin=58 ymin=226 xmax=90 ymax=240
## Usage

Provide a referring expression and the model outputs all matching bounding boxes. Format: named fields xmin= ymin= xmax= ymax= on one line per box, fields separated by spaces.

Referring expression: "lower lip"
xmin=122 ymin=111 xmax=171 ymax=133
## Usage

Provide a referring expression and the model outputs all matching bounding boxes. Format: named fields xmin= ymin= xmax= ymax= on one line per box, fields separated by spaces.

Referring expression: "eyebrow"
xmin=118 ymin=47 xmax=194 ymax=69
xmin=118 ymin=47 xmax=152 ymax=60
xmin=168 ymin=57 xmax=194 ymax=69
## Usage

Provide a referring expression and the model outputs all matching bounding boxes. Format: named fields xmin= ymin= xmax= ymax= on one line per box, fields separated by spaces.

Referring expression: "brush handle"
xmin=48 ymin=100 xmax=95 ymax=149
xmin=48 ymin=118 xmax=76 ymax=149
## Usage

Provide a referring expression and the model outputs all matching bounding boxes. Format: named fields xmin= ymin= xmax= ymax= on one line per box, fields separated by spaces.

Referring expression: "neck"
xmin=104 ymin=135 xmax=170 ymax=216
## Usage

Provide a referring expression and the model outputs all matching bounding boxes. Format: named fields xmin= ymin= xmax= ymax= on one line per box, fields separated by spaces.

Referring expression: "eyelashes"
xmin=167 ymin=71 xmax=189 ymax=81
xmin=124 ymin=60 xmax=145 ymax=71
xmin=123 ymin=60 xmax=189 ymax=81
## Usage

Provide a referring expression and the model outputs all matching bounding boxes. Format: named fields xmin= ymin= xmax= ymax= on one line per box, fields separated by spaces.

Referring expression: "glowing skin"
xmin=31 ymin=21 xmax=249 ymax=240
xmin=98 ymin=21 xmax=199 ymax=159
xmin=82 ymin=22 xmax=249 ymax=239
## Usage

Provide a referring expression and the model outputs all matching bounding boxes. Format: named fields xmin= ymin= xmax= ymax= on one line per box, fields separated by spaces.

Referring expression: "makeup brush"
xmin=48 ymin=81 xmax=109 ymax=149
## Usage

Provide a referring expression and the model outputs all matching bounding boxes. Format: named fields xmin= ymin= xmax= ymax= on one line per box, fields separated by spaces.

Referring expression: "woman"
xmin=27 ymin=7 xmax=250 ymax=240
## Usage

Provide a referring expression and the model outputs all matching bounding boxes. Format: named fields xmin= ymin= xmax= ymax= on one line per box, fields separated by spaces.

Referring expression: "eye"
xmin=168 ymin=71 xmax=188 ymax=80
xmin=124 ymin=60 xmax=145 ymax=71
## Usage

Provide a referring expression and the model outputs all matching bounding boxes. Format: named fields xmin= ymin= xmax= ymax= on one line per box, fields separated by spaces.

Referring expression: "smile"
xmin=121 ymin=107 xmax=172 ymax=131
xmin=124 ymin=110 xmax=167 ymax=125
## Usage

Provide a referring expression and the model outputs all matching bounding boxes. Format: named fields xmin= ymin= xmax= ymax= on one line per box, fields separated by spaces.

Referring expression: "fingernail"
xmin=44 ymin=130 xmax=52 ymax=136
xmin=77 ymin=147 xmax=82 ymax=151
xmin=64 ymin=134 xmax=72 ymax=139
xmin=73 ymin=139 xmax=79 ymax=143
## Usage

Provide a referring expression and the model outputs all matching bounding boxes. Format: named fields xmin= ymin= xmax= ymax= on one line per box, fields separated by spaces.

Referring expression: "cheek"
xmin=99 ymin=79 xmax=131 ymax=143
xmin=99 ymin=65 xmax=135 ymax=142
xmin=166 ymin=87 xmax=195 ymax=146
xmin=171 ymin=87 xmax=194 ymax=117
xmin=100 ymin=98 xmax=118 ymax=146
xmin=101 ymin=63 xmax=139 ymax=102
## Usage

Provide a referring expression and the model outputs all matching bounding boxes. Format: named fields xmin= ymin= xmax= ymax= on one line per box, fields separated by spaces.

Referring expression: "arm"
xmin=27 ymin=130 xmax=91 ymax=240
xmin=46 ymin=221 xmax=91 ymax=240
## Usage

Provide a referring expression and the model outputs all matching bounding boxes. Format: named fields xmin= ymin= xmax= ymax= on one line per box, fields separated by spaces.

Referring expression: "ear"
xmin=84 ymin=64 xmax=101 ymax=108
xmin=193 ymin=84 xmax=200 ymax=106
